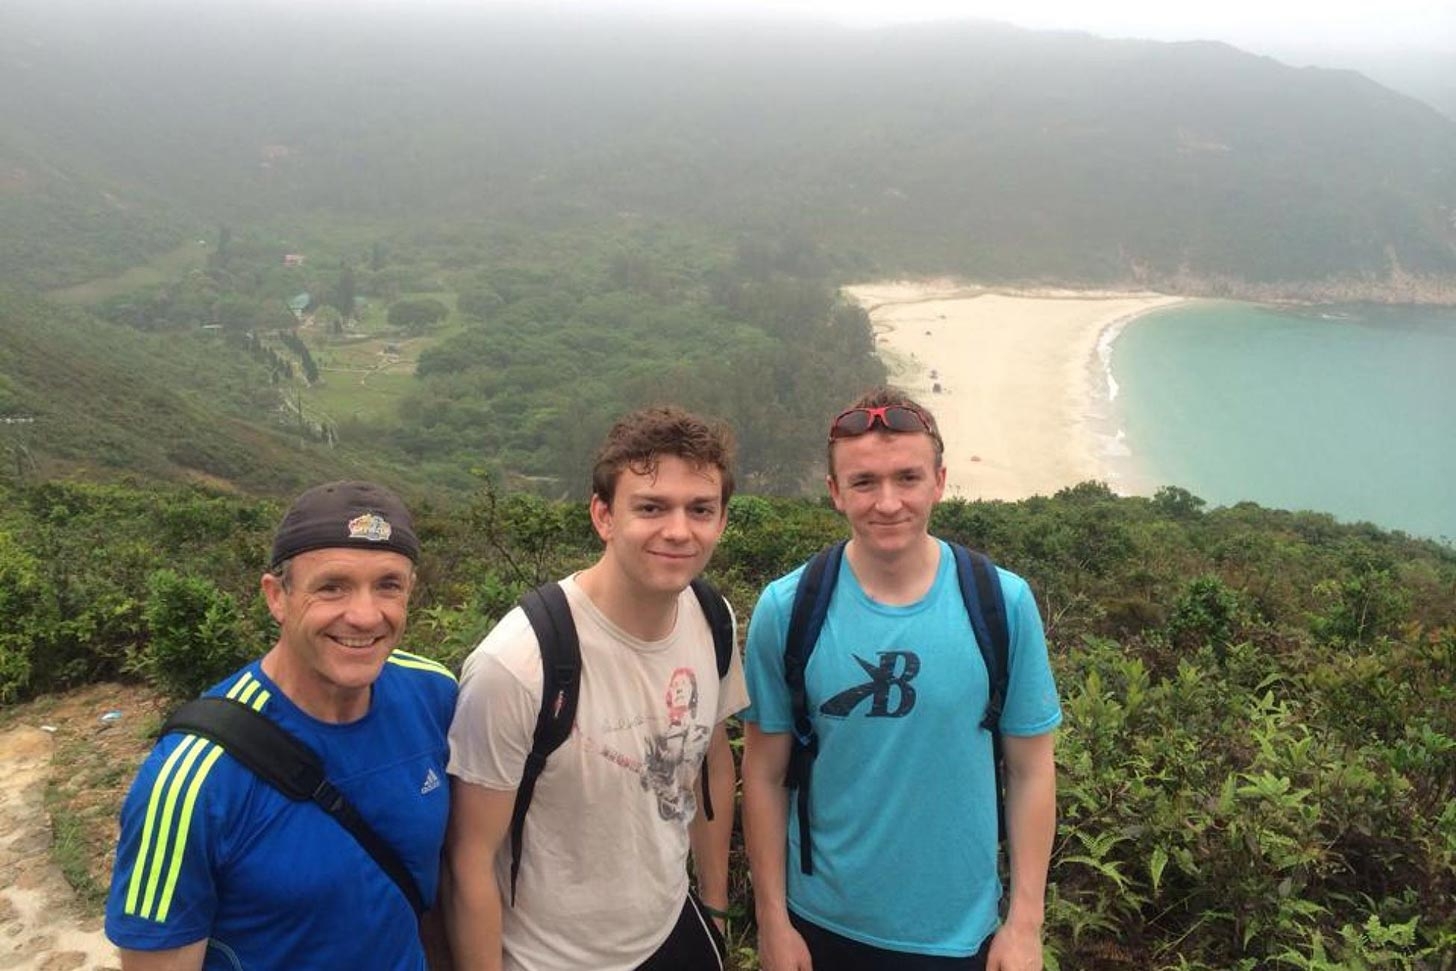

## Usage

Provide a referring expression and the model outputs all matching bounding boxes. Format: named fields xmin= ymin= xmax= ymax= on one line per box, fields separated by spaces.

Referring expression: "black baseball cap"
xmin=268 ymin=481 xmax=419 ymax=570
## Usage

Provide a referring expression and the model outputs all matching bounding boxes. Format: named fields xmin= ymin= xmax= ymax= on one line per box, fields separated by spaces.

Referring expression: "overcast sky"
xmin=464 ymin=0 xmax=1455 ymax=52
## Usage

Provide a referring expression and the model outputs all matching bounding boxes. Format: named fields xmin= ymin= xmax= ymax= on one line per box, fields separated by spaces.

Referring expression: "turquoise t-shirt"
xmin=743 ymin=540 xmax=1061 ymax=956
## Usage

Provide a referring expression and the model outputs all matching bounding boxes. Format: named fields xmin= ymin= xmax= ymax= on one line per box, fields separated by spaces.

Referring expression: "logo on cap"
xmin=347 ymin=513 xmax=394 ymax=543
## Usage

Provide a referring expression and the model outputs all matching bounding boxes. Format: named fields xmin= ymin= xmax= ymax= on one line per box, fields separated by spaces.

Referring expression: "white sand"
xmin=844 ymin=280 xmax=1186 ymax=502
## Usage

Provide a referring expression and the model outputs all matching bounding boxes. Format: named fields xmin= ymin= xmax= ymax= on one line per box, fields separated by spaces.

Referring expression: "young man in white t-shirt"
xmin=446 ymin=406 xmax=748 ymax=971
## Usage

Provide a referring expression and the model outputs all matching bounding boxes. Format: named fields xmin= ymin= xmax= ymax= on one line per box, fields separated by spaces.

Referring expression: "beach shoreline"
xmin=843 ymin=280 xmax=1186 ymax=502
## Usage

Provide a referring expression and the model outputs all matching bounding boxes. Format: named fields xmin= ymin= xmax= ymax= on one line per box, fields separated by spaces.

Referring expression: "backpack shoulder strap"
xmin=949 ymin=543 xmax=1012 ymax=842
xmin=949 ymin=544 xmax=1010 ymax=729
xmin=161 ymin=696 xmax=426 ymax=916
xmin=512 ymin=581 xmax=582 ymax=905
xmin=163 ymin=696 xmax=323 ymax=799
xmin=689 ymin=577 xmax=734 ymax=679
xmin=687 ymin=576 xmax=735 ymax=823
xmin=782 ymin=540 xmax=846 ymax=876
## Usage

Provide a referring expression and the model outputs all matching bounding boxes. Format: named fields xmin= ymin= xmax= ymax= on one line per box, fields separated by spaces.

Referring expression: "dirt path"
xmin=0 ymin=726 xmax=118 ymax=971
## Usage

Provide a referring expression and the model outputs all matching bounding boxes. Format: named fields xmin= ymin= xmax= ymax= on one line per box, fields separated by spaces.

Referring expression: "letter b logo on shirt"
xmin=819 ymin=651 xmax=920 ymax=718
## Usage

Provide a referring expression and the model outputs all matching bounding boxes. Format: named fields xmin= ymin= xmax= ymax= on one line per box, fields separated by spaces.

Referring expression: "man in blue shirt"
xmin=742 ymin=388 xmax=1061 ymax=971
xmin=105 ymin=481 xmax=457 ymax=971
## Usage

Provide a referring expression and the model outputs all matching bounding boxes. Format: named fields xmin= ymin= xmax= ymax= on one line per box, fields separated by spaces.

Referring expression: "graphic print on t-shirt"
xmin=577 ymin=666 xmax=712 ymax=824
xmin=818 ymin=650 xmax=921 ymax=718
xmin=641 ymin=667 xmax=711 ymax=821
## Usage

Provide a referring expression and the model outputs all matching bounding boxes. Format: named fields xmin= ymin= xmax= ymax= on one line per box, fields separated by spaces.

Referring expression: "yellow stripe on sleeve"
xmin=137 ymin=738 xmax=215 ymax=920
xmin=153 ymin=744 xmax=227 ymax=922
xmin=235 ymin=679 xmax=261 ymax=706
xmin=386 ymin=651 xmax=457 ymax=681
xmin=124 ymin=735 xmax=204 ymax=916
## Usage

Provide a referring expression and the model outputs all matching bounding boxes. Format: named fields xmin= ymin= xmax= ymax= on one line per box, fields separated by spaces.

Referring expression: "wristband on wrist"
xmin=699 ymin=902 xmax=731 ymax=920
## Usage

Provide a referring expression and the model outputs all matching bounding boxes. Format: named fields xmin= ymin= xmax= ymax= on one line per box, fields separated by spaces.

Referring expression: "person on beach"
xmin=741 ymin=387 xmax=1061 ymax=971
xmin=445 ymin=405 xmax=748 ymax=971
xmin=105 ymin=481 xmax=457 ymax=971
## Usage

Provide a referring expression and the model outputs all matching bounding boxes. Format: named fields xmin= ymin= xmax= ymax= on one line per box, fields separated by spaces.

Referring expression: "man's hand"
xmin=755 ymin=918 xmax=813 ymax=971
xmin=985 ymin=918 xmax=1043 ymax=971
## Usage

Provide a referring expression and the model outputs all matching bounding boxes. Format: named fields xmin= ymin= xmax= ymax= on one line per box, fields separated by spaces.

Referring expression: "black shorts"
xmin=634 ymin=892 xmax=727 ymax=971
xmin=790 ymin=911 xmax=991 ymax=971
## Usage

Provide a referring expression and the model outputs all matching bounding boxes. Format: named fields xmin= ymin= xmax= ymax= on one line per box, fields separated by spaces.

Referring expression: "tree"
xmin=330 ymin=264 xmax=358 ymax=320
xmin=388 ymin=297 xmax=450 ymax=334
xmin=213 ymin=294 xmax=263 ymax=334
xmin=298 ymin=346 xmax=320 ymax=385
xmin=457 ymin=285 xmax=503 ymax=321
xmin=315 ymin=305 xmax=344 ymax=334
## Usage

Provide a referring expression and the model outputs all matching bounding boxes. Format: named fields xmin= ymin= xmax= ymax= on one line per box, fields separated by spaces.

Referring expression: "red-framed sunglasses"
xmin=828 ymin=405 xmax=942 ymax=449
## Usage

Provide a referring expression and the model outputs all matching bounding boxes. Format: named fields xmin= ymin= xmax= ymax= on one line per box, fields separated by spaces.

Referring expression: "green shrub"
xmin=1167 ymin=574 xmax=1246 ymax=652
xmin=138 ymin=569 xmax=254 ymax=699
xmin=0 ymin=530 xmax=46 ymax=702
xmin=1310 ymin=570 xmax=1411 ymax=646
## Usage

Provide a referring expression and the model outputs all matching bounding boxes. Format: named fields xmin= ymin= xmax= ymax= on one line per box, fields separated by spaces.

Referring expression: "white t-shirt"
xmin=448 ymin=575 xmax=749 ymax=971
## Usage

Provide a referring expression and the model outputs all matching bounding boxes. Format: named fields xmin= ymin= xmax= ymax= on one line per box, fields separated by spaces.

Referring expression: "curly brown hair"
xmin=591 ymin=405 xmax=737 ymax=506
xmin=826 ymin=385 xmax=944 ymax=475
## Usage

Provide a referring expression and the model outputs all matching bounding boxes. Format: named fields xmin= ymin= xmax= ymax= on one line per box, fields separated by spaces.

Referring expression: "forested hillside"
xmin=1 ymin=478 xmax=1451 ymax=968
xmin=0 ymin=285 xmax=437 ymax=489
xmin=3 ymin=1 xmax=1454 ymax=292
xmin=0 ymin=220 xmax=884 ymax=494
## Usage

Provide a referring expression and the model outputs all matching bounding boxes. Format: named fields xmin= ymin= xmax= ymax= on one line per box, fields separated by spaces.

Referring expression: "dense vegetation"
xmin=4 ymin=2 xmax=1455 ymax=293
xmin=391 ymin=225 xmax=883 ymax=492
xmin=5 ymin=219 xmax=884 ymax=494
xmin=0 ymin=288 xmax=396 ymax=490
xmin=1 ymin=477 xmax=1451 ymax=969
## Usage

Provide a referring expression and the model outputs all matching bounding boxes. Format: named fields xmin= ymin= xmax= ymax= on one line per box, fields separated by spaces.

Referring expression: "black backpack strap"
xmin=161 ymin=696 xmax=426 ymax=916
xmin=782 ymin=541 xmax=846 ymax=875
xmin=688 ymin=577 xmax=735 ymax=823
xmin=951 ymin=544 xmax=1012 ymax=842
xmin=689 ymin=577 xmax=735 ymax=680
xmin=513 ymin=582 xmax=582 ymax=906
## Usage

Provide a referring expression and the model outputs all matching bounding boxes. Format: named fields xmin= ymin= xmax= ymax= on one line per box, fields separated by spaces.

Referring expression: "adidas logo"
xmin=420 ymin=768 xmax=442 ymax=795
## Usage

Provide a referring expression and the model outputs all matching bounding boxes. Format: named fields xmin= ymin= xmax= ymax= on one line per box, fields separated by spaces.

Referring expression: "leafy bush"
xmin=1166 ymin=574 xmax=1246 ymax=651
xmin=138 ymin=569 xmax=254 ymax=699
xmin=0 ymin=531 xmax=48 ymax=702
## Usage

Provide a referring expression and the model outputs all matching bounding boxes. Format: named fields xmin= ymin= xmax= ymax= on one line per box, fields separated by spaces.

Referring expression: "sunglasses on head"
xmin=828 ymin=405 xmax=940 ymax=447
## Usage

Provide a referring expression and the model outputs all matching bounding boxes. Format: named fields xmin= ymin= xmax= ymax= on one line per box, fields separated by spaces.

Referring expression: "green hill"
xmin=0 ymin=289 xmax=398 ymax=491
xmin=2 ymin=3 xmax=1453 ymax=291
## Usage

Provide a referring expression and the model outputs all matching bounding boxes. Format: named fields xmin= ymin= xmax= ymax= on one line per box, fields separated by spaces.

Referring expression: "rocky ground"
xmin=0 ymin=684 xmax=170 ymax=971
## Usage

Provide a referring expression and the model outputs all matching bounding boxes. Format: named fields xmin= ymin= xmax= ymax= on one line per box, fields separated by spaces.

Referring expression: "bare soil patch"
xmin=0 ymin=682 xmax=170 ymax=970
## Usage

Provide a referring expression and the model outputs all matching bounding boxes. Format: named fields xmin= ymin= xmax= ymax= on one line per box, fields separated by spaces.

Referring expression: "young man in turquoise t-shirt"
xmin=742 ymin=388 xmax=1061 ymax=971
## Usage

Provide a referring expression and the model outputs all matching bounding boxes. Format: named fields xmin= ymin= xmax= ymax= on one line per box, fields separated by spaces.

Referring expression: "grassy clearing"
xmin=297 ymin=291 xmax=470 ymax=424
xmin=45 ymin=240 xmax=210 ymax=306
xmin=309 ymin=369 xmax=416 ymax=424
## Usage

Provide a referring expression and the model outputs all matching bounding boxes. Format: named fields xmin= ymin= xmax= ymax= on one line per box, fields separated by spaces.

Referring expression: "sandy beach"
xmin=844 ymin=281 xmax=1186 ymax=502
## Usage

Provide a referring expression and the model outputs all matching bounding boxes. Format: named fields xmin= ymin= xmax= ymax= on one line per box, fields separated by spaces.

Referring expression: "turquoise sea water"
xmin=1108 ymin=301 xmax=1456 ymax=543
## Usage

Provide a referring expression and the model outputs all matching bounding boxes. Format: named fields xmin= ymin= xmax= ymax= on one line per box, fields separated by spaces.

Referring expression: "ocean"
xmin=1103 ymin=301 xmax=1456 ymax=544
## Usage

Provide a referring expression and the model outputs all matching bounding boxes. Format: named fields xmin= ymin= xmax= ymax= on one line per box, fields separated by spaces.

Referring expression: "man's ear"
xmin=826 ymin=472 xmax=846 ymax=512
xmin=589 ymin=493 xmax=614 ymax=544
xmin=260 ymin=572 xmax=288 ymax=624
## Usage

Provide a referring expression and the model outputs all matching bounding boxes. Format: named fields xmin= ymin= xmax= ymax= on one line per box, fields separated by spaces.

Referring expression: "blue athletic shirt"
xmin=105 ymin=651 xmax=457 ymax=970
xmin=743 ymin=541 xmax=1061 ymax=957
